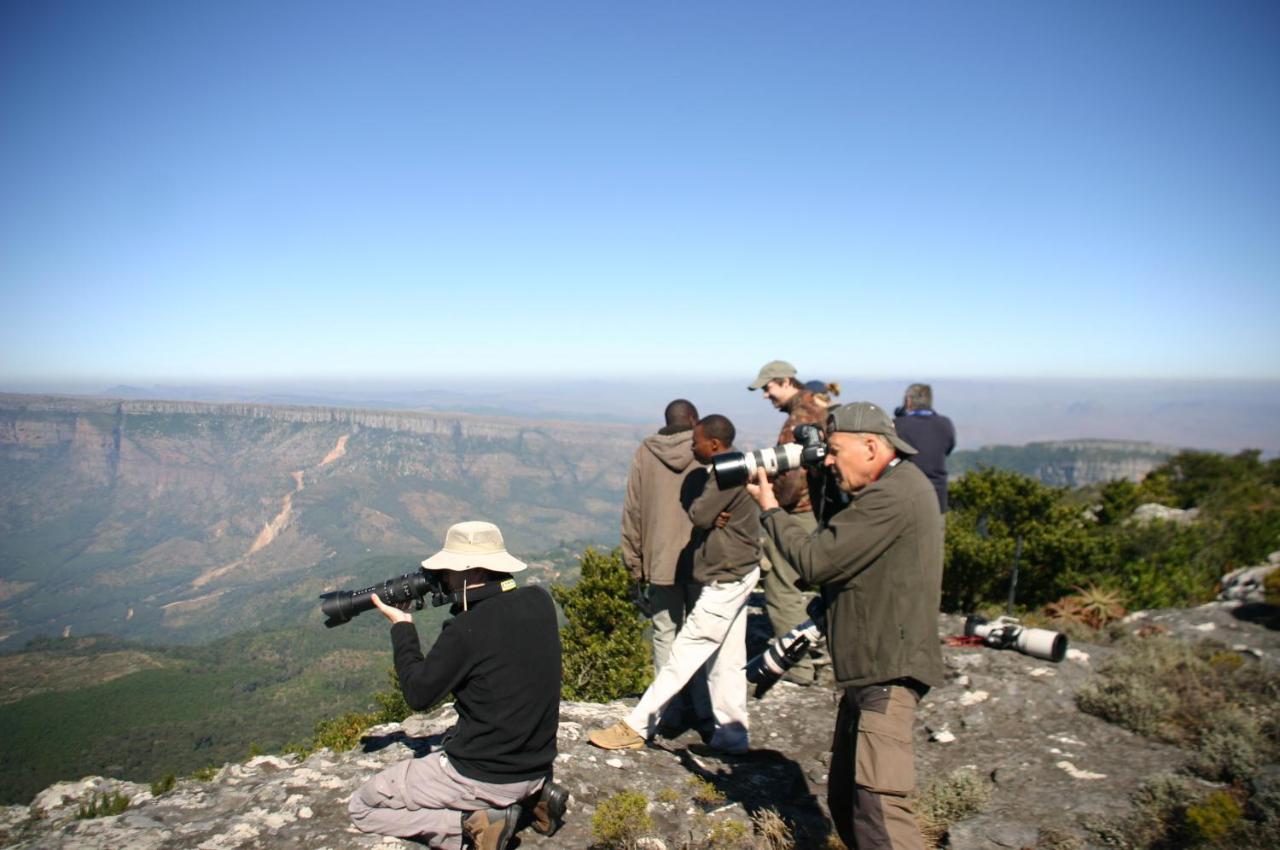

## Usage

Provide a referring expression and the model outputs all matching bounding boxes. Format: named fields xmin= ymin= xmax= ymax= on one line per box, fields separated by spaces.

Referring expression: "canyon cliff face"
xmin=0 ymin=394 xmax=644 ymax=649
xmin=951 ymin=439 xmax=1175 ymax=487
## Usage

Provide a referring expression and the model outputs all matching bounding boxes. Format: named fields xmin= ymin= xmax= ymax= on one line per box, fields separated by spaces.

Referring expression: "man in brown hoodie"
xmin=591 ymin=414 xmax=761 ymax=755
xmin=620 ymin=398 xmax=711 ymax=731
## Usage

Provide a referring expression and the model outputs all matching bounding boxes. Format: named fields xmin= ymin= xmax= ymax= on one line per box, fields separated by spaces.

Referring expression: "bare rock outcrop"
xmin=1 ymin=606 xmax=1275 ymax=850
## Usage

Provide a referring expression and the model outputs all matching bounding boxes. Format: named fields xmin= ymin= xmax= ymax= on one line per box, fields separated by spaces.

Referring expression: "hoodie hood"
xmin=642 ymin=430 xmax=696 ymax=473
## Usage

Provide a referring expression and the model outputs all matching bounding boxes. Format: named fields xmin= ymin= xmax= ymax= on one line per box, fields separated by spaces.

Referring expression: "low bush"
xmin=75 ymin=791 xmax=130 ymax=819
xmin=1085 ymin=774 xmax=1280 ymax=849
xmin=591 ymin=789 xmax=653 ymax=849
xmin=750 ymin=808 xmax=794 ymax=850
xmin=916 ymin=768 xmax=991 ymax=847
xmin=149 ymin=773 xmax=176 ymax=796
xmin=1076 ymin=634 xmax=1279 ymax=782
xmin=687 ymin=775 xmax=727 ymax=807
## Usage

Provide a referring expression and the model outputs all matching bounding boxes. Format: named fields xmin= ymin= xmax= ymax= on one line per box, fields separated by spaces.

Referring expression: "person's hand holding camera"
xmin=371 ymin=591 xmax=414 ymax=625
xmin=746 ymin=467 xmax=780 ymax=512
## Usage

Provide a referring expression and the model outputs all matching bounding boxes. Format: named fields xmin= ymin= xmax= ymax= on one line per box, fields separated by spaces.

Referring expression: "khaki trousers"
xmin=648 ymin=581 xmax=713 ymax=727
xmin=626 ymin=567 xmax=758 ymax=751
xmin=829 ymin=684 xmax=925 ymax=850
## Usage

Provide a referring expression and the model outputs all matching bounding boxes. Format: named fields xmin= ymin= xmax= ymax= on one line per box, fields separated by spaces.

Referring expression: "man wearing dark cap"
xmin=748 ymin=359 xmax=829 ymax=686
xmin=746 ymin=403 xmax=944 ymax=850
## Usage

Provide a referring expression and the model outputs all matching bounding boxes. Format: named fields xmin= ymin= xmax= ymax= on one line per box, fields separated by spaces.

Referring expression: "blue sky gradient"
xmin=2 ymin=1 xmax=1277 ymax=382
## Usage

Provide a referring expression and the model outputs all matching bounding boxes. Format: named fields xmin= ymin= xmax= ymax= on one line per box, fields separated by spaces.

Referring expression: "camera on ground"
xmin=964 ymin=614 xmax=1067 ymax=662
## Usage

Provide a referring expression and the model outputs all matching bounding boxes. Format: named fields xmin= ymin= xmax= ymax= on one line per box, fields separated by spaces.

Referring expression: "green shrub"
xmin=701 ymin=816 xmax=753 ymax=848
xmin=1187 ymin=706 xmax=1263 ymax=782
xmin=1184 ymin=790 xmax=1245 ymax=844
xmin=190 ymin=764 xmax=220 ymax=781
xmin=308 ymin=710 xmax=377 ymax=753
xmin=1086 ymin=773 xmax=1199 ymax=849
xmin=591 ymin=790 xmax=653 ymax=849
xmin=75 ymin=791 xmax=130 ymax=819
xmin=372 ymin=667 xmax=413 ymax=724
xmin=552 ymin=547 xmax=652 ymax=702
xmin=149 ymin=773 xmax=176 ymax=796
xmin=687 ymin=775 xmax=726 ymax=807
xmin=916 ymin=768 xmax=991 ymax=846
xmin=943 ymin=468 xmax=1108 ymax=612
xmin=1265 ymin=568 xmax=1280 ymax=607
xmin=1077 ymin=635 xmax=1279 ymax=783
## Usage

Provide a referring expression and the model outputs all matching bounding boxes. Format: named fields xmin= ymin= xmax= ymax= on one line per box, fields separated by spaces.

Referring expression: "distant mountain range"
xmin=0 ymin=394 xmax=638 ymax=650
xmin=0 ymin=392 xmax=1225 ymax=653
xmin=951 ymin=439 xmax=1176 ymax=487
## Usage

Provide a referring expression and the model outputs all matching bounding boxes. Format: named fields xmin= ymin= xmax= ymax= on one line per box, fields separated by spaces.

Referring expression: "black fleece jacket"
xmin=389 ymin=584 xmax=561 ymax=782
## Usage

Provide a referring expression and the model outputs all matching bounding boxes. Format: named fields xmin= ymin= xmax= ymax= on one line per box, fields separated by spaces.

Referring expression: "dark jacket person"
xmin=348 ymin=521 xmax=564 ymax=850
xmin=748 ymin=402 xmax=943 ymax=850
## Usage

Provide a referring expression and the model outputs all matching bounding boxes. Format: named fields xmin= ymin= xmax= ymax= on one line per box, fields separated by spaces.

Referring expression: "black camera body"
xmin=712 ymin=424 xmax=828 ymax=489
xmin=320 ymin=568 xmax=451 ymax=628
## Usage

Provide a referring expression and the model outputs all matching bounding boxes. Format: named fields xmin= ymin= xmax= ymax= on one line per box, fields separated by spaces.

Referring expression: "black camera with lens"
xmin=319 ymin=568 xmax=451 ymax=628
xmin=712 ymin=423 xmax=828 ymax=489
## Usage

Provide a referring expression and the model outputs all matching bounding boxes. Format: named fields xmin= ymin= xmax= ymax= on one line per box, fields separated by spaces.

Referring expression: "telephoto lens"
xmin=712 ymin=443 xmax=804 ymax=489
xmin=744 ymin=597 xmax=827 ymax=697
xmin=963 ymin=614 xmax=1067 ymax=663
xmin=320 ymin=570 xmax=438 ymax=628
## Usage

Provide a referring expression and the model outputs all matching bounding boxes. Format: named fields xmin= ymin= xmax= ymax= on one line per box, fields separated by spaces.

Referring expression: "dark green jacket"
xmin=762 ymin=459 xmax=944 ymax=689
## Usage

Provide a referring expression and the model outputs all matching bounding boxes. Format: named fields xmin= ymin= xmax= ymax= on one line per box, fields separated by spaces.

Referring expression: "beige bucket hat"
xmin=420 ymin=521 xmax=527 ymax=573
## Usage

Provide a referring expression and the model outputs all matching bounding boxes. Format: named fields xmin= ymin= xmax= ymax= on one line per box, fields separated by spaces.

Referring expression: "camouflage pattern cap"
xmin=827 ymin=401 xmax=918 ymax=455
xmin=747 ymin=360 xmax=797 ymax=390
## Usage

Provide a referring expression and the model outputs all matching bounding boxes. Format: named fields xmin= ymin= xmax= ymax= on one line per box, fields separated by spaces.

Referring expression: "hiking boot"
xmin=588 ymin=720 xmax=645 ymax=750
xmin=462 ymin=804 xmax=520 ymax=850
xmin=524 ymin=780 xmax=568 ymax=836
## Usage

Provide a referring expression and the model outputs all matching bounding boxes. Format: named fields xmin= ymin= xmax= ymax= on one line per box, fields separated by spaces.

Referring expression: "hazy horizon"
xmin=5 ymin=375 xmax=1278 ymax=455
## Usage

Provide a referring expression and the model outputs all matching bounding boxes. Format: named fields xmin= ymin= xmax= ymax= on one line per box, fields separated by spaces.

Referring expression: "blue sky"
xmin=2 ymin=1 xmax=1277 ymax=384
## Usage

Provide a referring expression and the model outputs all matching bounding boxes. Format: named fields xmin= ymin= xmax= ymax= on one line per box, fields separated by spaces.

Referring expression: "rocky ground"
xmin=1 ymin=597 xmax=1276 ymax=850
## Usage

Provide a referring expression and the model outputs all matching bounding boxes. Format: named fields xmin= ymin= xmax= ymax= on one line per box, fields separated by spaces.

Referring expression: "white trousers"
xmin=626 ymin=567 xmax=758 ymax=750
xmin=648 ymin=581 xmax=713 ymax=726
xmin=348 ymin=751 xmax=545 ymax=849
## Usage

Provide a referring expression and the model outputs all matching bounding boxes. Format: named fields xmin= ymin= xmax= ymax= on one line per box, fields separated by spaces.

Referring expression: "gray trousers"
xmin=762 ymin=510 xmax=819 ymax=684
xmin=349 ymin=751 xmax=545 ymax=849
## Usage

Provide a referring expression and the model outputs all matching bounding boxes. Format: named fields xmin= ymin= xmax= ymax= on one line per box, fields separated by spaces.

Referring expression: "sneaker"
xmin=588 ymin=720 xmax=645 ymax=750
xmin=462 ymin=804 xmax=520 ymax=850
xmin=524 ymin=780 xmax=568 ymax=836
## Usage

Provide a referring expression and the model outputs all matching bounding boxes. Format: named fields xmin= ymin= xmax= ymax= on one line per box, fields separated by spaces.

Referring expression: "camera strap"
xmin=452 ymin=578 xmax=518 ymax=612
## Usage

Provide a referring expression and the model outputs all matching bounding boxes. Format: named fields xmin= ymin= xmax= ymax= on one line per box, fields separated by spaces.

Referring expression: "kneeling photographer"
xmin=746 ymin=403 xmax=944 ymax=850
xmin=345 ymin=521 xmax=566 ymax=850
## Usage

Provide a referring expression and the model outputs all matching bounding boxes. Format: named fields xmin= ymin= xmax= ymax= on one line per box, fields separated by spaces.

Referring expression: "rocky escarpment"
xmin=0 ymin=394 xmax=643 ymax=445
xmin=2 ymin=605 xmax=1275 ymax=850
xmin=951 ymin=439 xmax=1176 ymax=487
xmin=0 ymin=393 xmax=641 ymax=647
